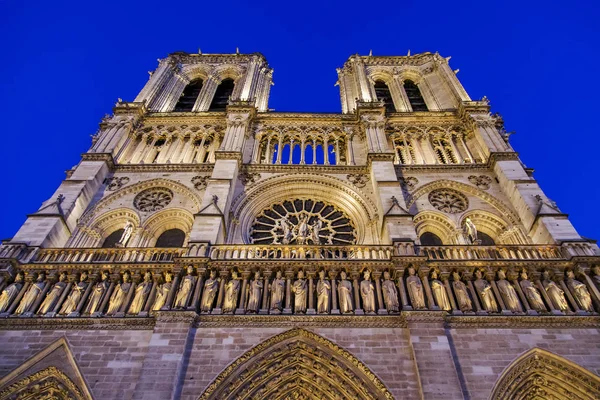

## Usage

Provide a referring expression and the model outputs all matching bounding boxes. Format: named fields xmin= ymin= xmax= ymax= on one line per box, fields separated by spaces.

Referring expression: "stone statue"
xmin=222 ymin=271 xmax=241 ymax=314
xmin=464 ymin=217 xmax=478 ymax=244
xmin=542 ymin=271 xmax=569 ymax=312
xmin=200 ymin=270 xmax=219 ymax=313
xmin=592 ymin=266 xmax=600 ymax=289
xmin=381 ymin=271 xmax=399 ymax=313
xmin=280 ymin=216 xmax=293 ymax=245
xmin=173 ymin=266 xmax=196 ymax=309
xmin=117 ymin=221 xmax=134 ymax=247
xmin=430 ymin=270 xmax=451 ymax=311
xmin=337 ymin=271 xmax=354 ymax=314
xmin=152 ymin=272 xmax=173 ymax=311
xmin=16 ymin=273 xmax=46 ymax=315
xmin=566 ymin=270 xmax=593 ymax=312
xmin=316 ymin=270 xmax=331 ymax=314
xmin=519 ymin=270 xmax=546 ymax=312
xmin=474 ymin=269 xmax=498 ymax=312
xmin=360 ymin=270 xmax=376 ymax=314
xmin=106 ymin=272 xmax=132 ymax=315
xmin=128 ymin=272 xmax=152 ymax=315
xmin=452 ymin=271 xmax=472 ymax=312
xmin=269 ymin=271 xmax=285 ymax=313
xmin=59 ymin=271 xmax=88 ymax=315
xmin=296 ymin=214 xmax=310 ymax=245
xmin=38 ymin=272 xmax=68 ymax=315
xmin=496 ymin=270 xmax=522 ymax=312
xmin=85 ymin=271 xmax=110 ymax=314
xmin=246 ymin=271 xmax=263 ymax=313
xmin=291 ymin=270 xmax=307 ymax=314
xmin=0 ymin=272 xmax=24 ymax=313
xmin=406 ymin=267 xmax=426 ymax=310
xmin=310 ymin=220 xmax=322 ymax=245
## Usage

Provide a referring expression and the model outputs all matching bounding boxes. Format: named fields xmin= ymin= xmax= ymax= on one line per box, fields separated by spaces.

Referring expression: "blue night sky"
xmin=0 ymin=1 xmax=599 ymax=241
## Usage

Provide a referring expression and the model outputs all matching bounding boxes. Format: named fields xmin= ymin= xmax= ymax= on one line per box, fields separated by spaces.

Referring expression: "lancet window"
xmin=209 ymin=78 xmax=235 ymax=110
xmin=431 ymin=136 xmax=458 ymax=164
xmin=155 ymin=229 xmax=186 ymax=248
xmin=174 ymin=79 xmax=203 ymax=112
xmin=392 ymin=135 xmax=417 ymax=164
xmin=101 ymin=229 xmax=124 ymax=248
xmin=404 ymin=80 xmax=428 ymax=111
xmin=255 ymin=130 xmax=349 ymax=165
xmin=374 ymin=80 xmax=395 ymax=113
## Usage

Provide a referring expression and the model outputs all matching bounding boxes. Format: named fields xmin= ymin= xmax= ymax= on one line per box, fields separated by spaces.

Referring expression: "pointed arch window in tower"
xmin=209 ymin=78 xmax=235 ymax=110
xmin=155 ymin=229 xmax=185 ymax=248
xmin=174 ymin=79 xmax=203 ymax=112
xmin=420 ymin=232 xmax=443 ymax=246
xmin=374 ymin=80 xmax=395 ymax=113
xmin=404 ymin=80 xmax=428 ymax=111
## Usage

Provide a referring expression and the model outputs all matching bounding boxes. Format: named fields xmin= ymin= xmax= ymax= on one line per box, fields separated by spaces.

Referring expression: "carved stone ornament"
xmin=191 ymin=175 xmax=209 ymax=190
xmin=104 ymin=176 xmax=130 ymax=191
xmin=399 ymin=176 xmax=419 ymax=191
xmin=347 ymin=174 xmax=369 ymax=188
xmin=0 ymin=366 xmax=89 ymax=400
xmin=250 ymin=199 xmax=356 ymax=245
xmin=468 ymin=175 xmax=492 ymax=190
xmin=133 ymin=187 xmax=173 ymax=212
xmin=239 ymin=172 xmax=261 ymax=186
xmin=428 ymin=188 xmax=468 ymax=213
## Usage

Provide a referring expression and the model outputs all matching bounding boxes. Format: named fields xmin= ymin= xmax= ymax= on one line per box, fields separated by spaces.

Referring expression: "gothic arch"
xmin=229 ymin=174 xmax=380 ymax=244
xmin=490 ymin=347 xmax=600 ymax=400
xmin=198 ymin=328 xmax=393 ymax=400
xmin=181 ymin=64 xmax=211 ymax=82
xmin=89 ymin=208 xmax=140 ymax=239
xmin=459 ymin=210 xmax=524 ymax=244
xmin=213 ymin=64 xmax=245 ymax=81
xmin=140 ymin=207 xmax=194 ymax=247
xmin=414 ymin=211 xmax=456 ymax=244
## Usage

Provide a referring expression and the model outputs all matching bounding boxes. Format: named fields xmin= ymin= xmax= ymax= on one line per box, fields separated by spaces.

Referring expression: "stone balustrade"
xmin=34 ymin=247 xmax=186 ymax=264
xmin=208 ymin=244 xmax=395 ymax=260
xmin=415 ymin=244 xmax=563 ymax=261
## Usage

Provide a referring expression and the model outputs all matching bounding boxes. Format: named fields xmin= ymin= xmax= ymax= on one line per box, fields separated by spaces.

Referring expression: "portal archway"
xmin=198 ymin=328 xmax=393 ymax=400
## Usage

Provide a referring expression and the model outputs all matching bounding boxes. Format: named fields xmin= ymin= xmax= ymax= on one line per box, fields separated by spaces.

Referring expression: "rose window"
xmin=250 ymin=199 xmax=356 ymax=245
xmin=133 ymin=187 xmax=173 ymax=212
xmin=428 ymin=189 xmax=468 ymax=213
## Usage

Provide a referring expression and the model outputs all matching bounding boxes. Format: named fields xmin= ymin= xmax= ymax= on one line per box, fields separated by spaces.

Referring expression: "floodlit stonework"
xmin=0 ymin=50 xmax=599 ymax=399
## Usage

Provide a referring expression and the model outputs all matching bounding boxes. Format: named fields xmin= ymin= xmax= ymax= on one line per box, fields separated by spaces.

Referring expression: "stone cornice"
xmin=242 ymin=164 xmax=368 ymax=175
xmin=446 ymin=315 xmax=600 ymax=329
xmin=0 ymin=317 xmax=155 ymax=330
xmin=80 ymin=153 xmax=115 ymax=170
xmin=195 ymin=315 xmax=407 ymax=328
xmin=114 ymin=163 xmax=214 ymax=173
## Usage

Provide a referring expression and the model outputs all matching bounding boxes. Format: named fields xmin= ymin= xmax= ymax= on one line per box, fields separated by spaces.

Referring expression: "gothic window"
xmin=328 ymin=144 xmax=336 ymax=165
xmin=304 ymin=144 xmax=314 ymax=164
xmin=374 ymin=80 xmax=395 ymax=113
xmin=393 ymin=137 xmax=416 ymax=164
xmin=209 ymin=78 xmax=235 ymax=110
xmin=155 ymin=228 xmax=185 ymax=247
xmin=174 ymin=79 xmax=203 ymax=112
xmin=428 ymin=189 xmax=469 ymax=213
xmin=420 ymin=232 xmax=443 ymax=246
xmin=102 ymin=229 xmax=124 ymax=248
xmin=431 ymin=137 xmax=457 ymax=164
xmin=404 ymin=80 xmax=428 ymax=111
xmin=478 ymin=232 xmax=496 ymax=246
xmin=133 ymin=187 xmax=173 ymax=212
xmin=258 ymin=133 xmax=346 ymax=165
xmin=250 ymin=200 xmax=357 ymax=245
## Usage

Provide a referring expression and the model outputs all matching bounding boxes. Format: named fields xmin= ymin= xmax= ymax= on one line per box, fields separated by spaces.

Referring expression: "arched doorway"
xmin=198 ymin=328 xmax=393 ymax=400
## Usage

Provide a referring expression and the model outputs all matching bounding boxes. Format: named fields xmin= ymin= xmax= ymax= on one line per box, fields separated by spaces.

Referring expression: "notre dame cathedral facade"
xmin=0 ymin=50 xmax=599 ymax=400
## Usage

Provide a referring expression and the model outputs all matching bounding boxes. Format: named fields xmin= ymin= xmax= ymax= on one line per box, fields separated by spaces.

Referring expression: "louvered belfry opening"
xmin=209 ymin=78 xmax=235 ymax=111
xmin=404 ymin=80 xmax=428 ymax=111
xmin=174 ymin=79 xmax=204 ymax=112
xmin=374 ymin=80 xmax=395 ymax=113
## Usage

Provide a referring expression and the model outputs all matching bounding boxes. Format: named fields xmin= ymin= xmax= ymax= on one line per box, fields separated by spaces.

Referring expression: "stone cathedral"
xmin=0 ymin=50 xmax=600 ymax=400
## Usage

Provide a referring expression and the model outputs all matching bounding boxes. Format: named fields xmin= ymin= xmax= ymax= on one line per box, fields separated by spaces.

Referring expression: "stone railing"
xmin=0 ymin=243 xmax=39 ymax=263
xmin=208 ymin=245 xmax=395 ymax=260
xmin=34 ymin=247 xmax=186 ymax=264
xmin=415 ymin=245 xmax=563 ymax=261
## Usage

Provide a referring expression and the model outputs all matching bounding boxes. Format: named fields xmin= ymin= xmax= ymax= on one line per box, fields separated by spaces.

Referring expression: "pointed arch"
xmin=198 ymin=328 xmax=393 ymax=400
xmin=490 ymin=347 xmax=600 ymax=400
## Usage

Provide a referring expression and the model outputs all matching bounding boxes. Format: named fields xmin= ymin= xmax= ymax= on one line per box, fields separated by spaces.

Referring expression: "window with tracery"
xmin=209 ymin=78 xmax=235 ymax=110
xmin=174 ymin=79 xmax=203 ymax=112
xmin=392 ymin=137 xmax=416 ymax=164
xmin=250 ymin=199 xmax=356 ymax=245
xmin=431 ymin=137 xmax=457 ymax=164
xmin=404 ymin=80 xmax=428 ymax=111
xmin=133 ymin=187 xmax=173 ymax=212
xmin=428 ymin=189 xmax=468 ymax=214
xmin=257 ymin=132 xmax=347 ymax=165
xmin=374 ymin=80 xmax=395 ymax=113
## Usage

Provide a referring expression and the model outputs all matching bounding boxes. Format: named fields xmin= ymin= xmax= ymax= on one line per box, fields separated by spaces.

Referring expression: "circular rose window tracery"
xmin=250 ymin=199 xmax=356 ymax=245
xmin=133 ymin=187 xmax=173 ymax=212
xmin=428 ymin=189 xmax=468 ymax=214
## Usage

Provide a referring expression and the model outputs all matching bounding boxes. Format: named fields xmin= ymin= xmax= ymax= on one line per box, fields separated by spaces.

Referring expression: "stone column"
xmin=559 ymin=278 xmax=580 ymax=312
xmin=283 ymin=270 xmax=293 ymax=314
xmin=372 ymin=271 xmax=386 ymax=314
xmin=352 ymin=272 xmax=363 ymax=315
xmin=26 ymin=276 xmax=53 ymax=317
xmin=212 ymin=274 xmax=227 ymax=315
xmin=307 ymin=272 xmax=316 ymax=315
xmin=236 ymin=271 xmax=250 ymax=315
xmin=419 ymin=268 xmax=436 ymax=310
xmin=395 ymin=269 xmax=409 ymax=310
xmin=163 ymin=274 xmax=181 ymax=311
xmin=464 ymin=271 xmax=483 ymax=314
xmin=188 ymin=268 xmax=205 ymax=312
xmin=259 ymin=271 xmax=270 ymax=314
xmin=139 ymin=277 xmax=158 ymax=317
xmin=329 ymin=270 xmax=339 ymax=315
xmin=440 ymin=272 xmax=458 ymax=312
xmin=487 ymin=271 xmax=507 ymax=313
xmin=70 ymin=274 xmax=95 ymax=318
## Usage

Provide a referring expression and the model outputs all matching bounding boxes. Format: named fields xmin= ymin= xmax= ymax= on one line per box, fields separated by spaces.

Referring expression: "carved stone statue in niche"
xmin=38 ymin=272 xmax=68 ymax=315
xmin=291 ymin=270 xmax=307 ymax=314
xmin=566 ymin=270 xmax=593 ymax=312
xmin=116 ymin=221 xmax=134 ymax=247
xmin=222 ymin=271 xmax=241 ymax=314
xmin=106 ymin=272 xmax=132 ymax=315
xmin=360 ymin=270 xmax=376 ymax=314
xmin=173 ymin=266 xmax=196 ymax=309
xmin=452 ymin=271 xmax=472 ymax=312
xmin=200 ymin=270 xmax=219 ymax=314
xmin=16 ymin=273 xmax=46 ymax=315
xmin=316 ymin=270 xmax=331 ymax=314
xmin=337 ymin=271 xmax=353 ymax=314
xmin=246 ymin=271 xmax=263 ymax=313
xmin=269 ymin=270 xmax=285 ymax=313
xmin=152 ymin=272 xmax=173 ymax=311
xmin=85 ymin=271 xmax=110 ymax=314
xmin=129 ymin=272 xmax=152 ymax=315
xmin=519 ymin=270 xmax=546 ymax=312
xmin=496 ymin=270 xmax=522 ymax=312
xmin=430 ymin=270 xmax=451 ymax=311
xmin=59 ymin=271 xmax=88 ymax=315
xmin=542 ymin=271 xmax=569 ymax=312
xmin=381 ymin=271 xmax=399 ymax=313
xmin=406 ymin=267 xmax=426 ymax=310
xmin=0 ymin=272 xmax=24 ymax=313
xmin=474 ymin=269 xmax=498 ymax=313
